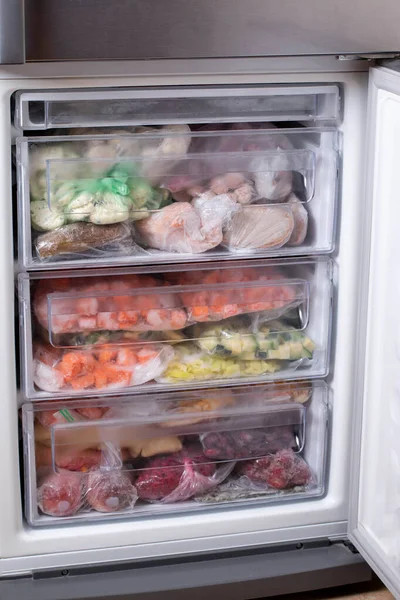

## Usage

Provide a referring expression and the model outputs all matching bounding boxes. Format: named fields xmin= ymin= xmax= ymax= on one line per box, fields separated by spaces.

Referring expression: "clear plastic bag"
xmin=37 ymin=468 xmax=86 ymax=517
xmin=32 ymin=342 xmax=174 ymax=393
xmin=33 ymin=275 xmax=188 ymax=335
xmin=164 ymin=123 xmax=294 ymax=203
xmin=192 ymin=317 xmax=316 ymax=362
xmin=35 ymin=221 xmax=138 ymax=261
xmin=200 ymin=426 xmax=297 ymax=460
xmin=156 ymin=343 xmax=282 ymax=384
xmin=85 ymin=444 xmax=137 ymax=514
xmin=85 ymin=469 xmax=137 ymax=513
xmin=236 ymin=449 xmax=312 ymax=489
xmin=135 ymin=193 xmax=239 ymax=254
xmin=221 ymin=204 xmax=294 ymax=251
xmin=135 ymin=448 xmax=234 ymax=503
xmin=169 ymin=267 xmax=300 ymax=323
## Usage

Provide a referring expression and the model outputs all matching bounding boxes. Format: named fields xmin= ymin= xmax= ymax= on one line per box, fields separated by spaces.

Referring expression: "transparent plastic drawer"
xmin=17 ymin=127 xmax=339 ymax=269
xmin=14 ymin=85 xmax=341 ymax=130
xmin=22 ymin=381 xmax=329 ymax=526
xmin=19 ymin=259 xmax=333 ymax=399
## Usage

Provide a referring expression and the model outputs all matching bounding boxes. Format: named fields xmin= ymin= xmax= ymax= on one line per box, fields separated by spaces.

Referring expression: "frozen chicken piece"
xmin=37 ymin=469 xmax=85 ymax=517
xmin=33 ymin=275 xmax=188 ymax=335
xmin=172 ymin=267 xmax=298 ymax=322
xmin=86 ymin=470 xmax=137 ymax=513
xmin=252 ymin=155 xmax=293 ymax=202
xmin=135 ymin=194 xmax=238 ymax=254
xmin=287 ymin=194 xmax=308 ymax=246
xmin=222 ymin=205 xmax=294 ymax=251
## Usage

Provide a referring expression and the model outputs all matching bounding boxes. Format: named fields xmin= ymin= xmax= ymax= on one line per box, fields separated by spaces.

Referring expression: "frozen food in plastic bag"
xmin=135 ymin=448 xmax=234 ymax=503
xmin=37 ymin=468 xmax=85 ymax=517
xmin=135 ymin=193 xmax=239 ymax=254
xmin=171 ymin=267 xmax=299 ymax=323
xmin=159 ymin=392 xmax=236 ymax=427
xmin=29 ymin=143 xmax=83 ymax=202
xmin=33 ymin=275 xmax=188 ymax=335
xmin=245 ymin=381 xmax=312 ymax=405
xmin=35 ymin=221 xmax=136 ymax=260
xmin=222 ymin=204 xmax=295 ymax=251
xmin=236 ymin=449 xmax=312 ymax=489
xmin=164 ymin=123 xmax=294 ymax=203
xmin=32 ymin=342 xmax=174 ymax=393
xmin=37 ymin=405 xmax=109 ymax=427
xmin=157 ymin=343 xmax=282 ymax=384
xmin=251 ymin=155 xmax=293 ymax=202
xmin=86 ymin=470 xmax=137 ymax=513
xmin=287 ymin=194 xmax=309 ymax=246
xmin=200 ymin=426 xmax=297 ymax=460
xmin=127 ymin=435 xmax=183 ymax=458
xmin=193 ymin=318 xmax=316 ymax=361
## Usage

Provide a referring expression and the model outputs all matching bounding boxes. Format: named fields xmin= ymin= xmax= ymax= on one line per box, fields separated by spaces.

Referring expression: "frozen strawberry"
xmin=37 ymin=470 xmax=84 ymax=517
xmin=265 ymin=462 xmax=292 ymax=489
xmin=236 ymin=456 xmax=273 ymax=483
xmin=290 ymin=455 xmax=312 ymax=486
xmin=86 ymin=470 xmax=137 ymax=513
xmin=135 ymin=456 xmax=184 ymax=501
xmin=237 ymin=449 xmax=312 ymax=490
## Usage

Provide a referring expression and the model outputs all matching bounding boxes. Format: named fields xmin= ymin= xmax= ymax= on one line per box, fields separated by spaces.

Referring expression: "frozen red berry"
xmin=135 ymin=450 xmax=216 ymax=502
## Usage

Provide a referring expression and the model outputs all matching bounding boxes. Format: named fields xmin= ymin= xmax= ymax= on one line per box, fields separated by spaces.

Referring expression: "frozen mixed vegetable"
xmin=193 ymin=318 xmax=316 ymax=361
xmin=157 ymin=343 xmax=282 ymax=384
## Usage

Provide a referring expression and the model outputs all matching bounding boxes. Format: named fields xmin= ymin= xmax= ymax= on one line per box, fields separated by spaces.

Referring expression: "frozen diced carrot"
xmin=116 ymin=349 xmax=137 ymax=366
xmin=70 ymin=373 xmax=95 ymax=390
xmin=97 ymin=349 xmax=118 ymax=364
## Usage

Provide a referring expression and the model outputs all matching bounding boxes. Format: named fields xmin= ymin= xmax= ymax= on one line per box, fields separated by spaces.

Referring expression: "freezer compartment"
xmin=19 ymin=259 xmax=332 ymax=399
xmin=14 ymin=85 xmax=341 ymax=130
xmin=17 ymin=127 xmax=339 ymax=269
xmin=22 ymin=381 xmax=328 ymax=526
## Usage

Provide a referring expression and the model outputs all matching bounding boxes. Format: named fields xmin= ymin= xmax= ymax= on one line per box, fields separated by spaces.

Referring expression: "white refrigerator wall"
xmin=0 ymin=66 xmax=367 ymax=575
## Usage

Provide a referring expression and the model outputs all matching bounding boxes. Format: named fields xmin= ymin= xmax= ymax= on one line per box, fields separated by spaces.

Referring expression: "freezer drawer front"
xmin=23 ymin=0 xmax=400 ymax=63
xmin=19 ymin=260 xmax=331 ymax=400
xmin=348 ymin=65 xmax=400 ymax=598
xmin=0 ymin=543 xmax=371 ymax=600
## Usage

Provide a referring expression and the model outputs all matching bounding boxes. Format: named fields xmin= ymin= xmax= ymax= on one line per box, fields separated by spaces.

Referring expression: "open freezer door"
xmin=348 ymin=65 xmax=400 ymax=599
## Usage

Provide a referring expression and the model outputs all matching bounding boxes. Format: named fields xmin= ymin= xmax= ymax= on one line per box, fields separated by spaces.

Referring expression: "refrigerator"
xmin=1 ymin=1 xmax=400 ymax=598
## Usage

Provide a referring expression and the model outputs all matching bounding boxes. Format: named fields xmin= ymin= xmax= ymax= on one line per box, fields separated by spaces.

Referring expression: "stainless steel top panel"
xmin=21 ymin=0 xmax=400 ymax=63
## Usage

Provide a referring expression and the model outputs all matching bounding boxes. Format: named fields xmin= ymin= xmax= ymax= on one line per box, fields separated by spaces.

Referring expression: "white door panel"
xmin=349 ymin=66 xmax=400 ymax=599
